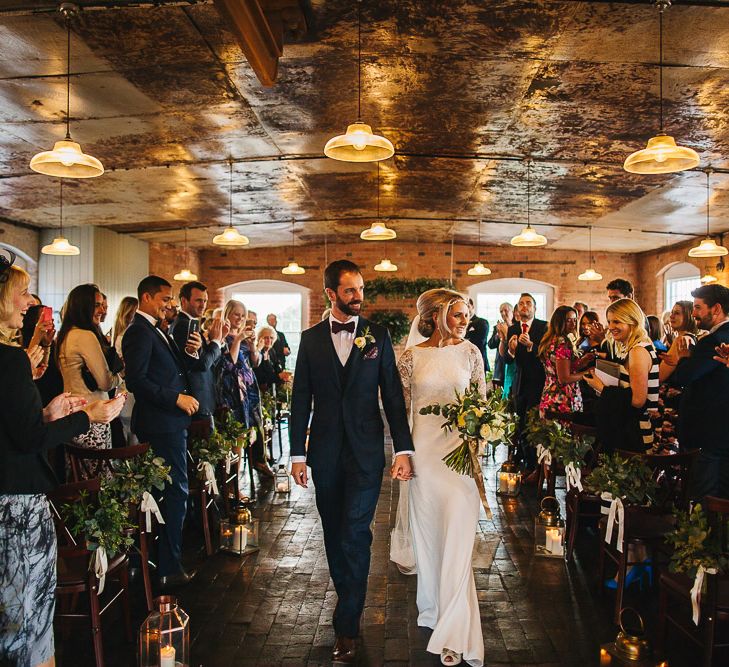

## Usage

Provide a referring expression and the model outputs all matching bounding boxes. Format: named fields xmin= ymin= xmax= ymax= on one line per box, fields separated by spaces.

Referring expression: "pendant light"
xmin=42 ymin=181 xmax=80 ymax=255
xmin=361 ymin=163 xmax=396 ymax=240
xmin=468 ymin=218 xmax=492 ymax=276
xmin=578 ymin=226 xmax=603 ymax=281
xmin=688 ymin=169 xmax=727 ymax=258
xmin=511 ymin=160 xmax=547 ymax=247
xmin=282 ymin=220 xmax=305 ymax=275
xmin=623 ymin=1 xmax=699 ymax=174
xmin=30 ymin=4 xmax=104 ymax=178
xmin=374 ymin=258 xmax=397 ymax=272
xmin=213 ymin=160 xmax=249 ymax=246
xmin=324 ymin=1 xmax=394 ymax=162
xmin=174 ymin=227 xmax=198 ymax=281
xmin=700 ymin=273 xmax=718 ymax=284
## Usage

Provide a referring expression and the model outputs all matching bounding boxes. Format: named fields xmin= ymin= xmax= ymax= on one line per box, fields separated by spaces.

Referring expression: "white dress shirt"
xmin=330 ymin=314 xmax=358 ymax=366
xmin=138 ymin=310 xmax=171 ymax=345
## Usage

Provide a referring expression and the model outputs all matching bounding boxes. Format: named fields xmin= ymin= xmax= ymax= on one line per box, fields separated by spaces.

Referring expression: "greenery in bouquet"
xmin=62 ymin=490 xmax=135 ymax=557
xmin=667 ymin=503 xmax=729 ymax=579
xmin=525 ymin=409 xmax=594 ymax=468
xmin=103 ymin=449 xmax=171 ymax=506
xmin=419 ymin=381 xmax=516 ymax=476
xmin=584 ymin=452 xmax=656 ymax=505
xmin=189 ymin=429 xmax=234 ymax=468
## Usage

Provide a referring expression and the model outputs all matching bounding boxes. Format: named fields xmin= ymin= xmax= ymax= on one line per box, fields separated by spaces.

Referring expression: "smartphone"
xmin=40 ymin=305 xmax=53 ymax=324
xmin=188 ymin=318 xmax=200 ymax=338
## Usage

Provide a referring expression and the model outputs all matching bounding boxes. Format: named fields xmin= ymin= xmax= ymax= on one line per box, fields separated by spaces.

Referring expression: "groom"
xmin=290 ymin=259 xmax=414 ymax=663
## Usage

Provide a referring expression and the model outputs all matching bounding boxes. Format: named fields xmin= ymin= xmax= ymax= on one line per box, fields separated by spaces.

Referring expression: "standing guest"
xmin=112 ymin=296 xmax=139 ymax=445
xmin=171 ymin=281 xmax=225 ymax=429
xmin=254 ymin=325 xmax=282 ymax=393
xmin=220 ymin=299 xmax=273 ymax=478
xmin=21 ymin=305 xmax=60 ymax=404
xmin=123 ymin=276 xmax=199 ymax=588
xmin=538 ymin=306 xmax=585 ymax=416
xmin=576 ymin=311 xmax=601 ymax=352
xmin=57 ymin=285 xmax=124 ymax=455
xmin=158 ymin=297 xmax=179 ymax=334
xmin=247 ymin=310 xmax=258 ymax=328
xmin=502 ymin=293 xmax=547 ymax=477
xmin=30 ymin=293 xmax=42 ymax=306
xmin=488 ymin=302 xmax=515 ymax=394
xmin=573 ymin=302 xmax=589 ymax=319
xmin=584 ymin=299 xmax=659 ymax=453
xmin=662 ymin=285 xmax=729 ymax=498
xmin=465 ymin=298 xmax=490 ymax=373
xmin=267 ymin=313 xmax=291 ymax=369
xmin=0 ymin=257 xmax=124 ymax=667
xmin=606 ymin=278 xmax=635 ymax=303
xmin=99 ymin=292 xmax=110 ymax=339
xmin=664 ymin=300 xmax=698 ymax=350
xmin=647 ymin=315 xmax=669 ymax=353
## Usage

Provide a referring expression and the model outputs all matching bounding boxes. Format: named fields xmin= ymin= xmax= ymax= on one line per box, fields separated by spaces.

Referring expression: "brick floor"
xmin=56 ymin=432 xmax=703 ymax=667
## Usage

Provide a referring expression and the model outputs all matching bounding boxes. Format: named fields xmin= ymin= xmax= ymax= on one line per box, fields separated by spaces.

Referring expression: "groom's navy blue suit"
xmin=290 ymin=317 xmax=413 ymax=637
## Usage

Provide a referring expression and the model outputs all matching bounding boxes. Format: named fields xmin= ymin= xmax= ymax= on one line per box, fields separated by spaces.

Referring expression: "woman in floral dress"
xmin=538 ymin=306 xmax=587 ymax=417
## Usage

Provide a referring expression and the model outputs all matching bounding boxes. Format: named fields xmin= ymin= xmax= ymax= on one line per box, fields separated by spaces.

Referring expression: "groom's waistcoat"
xmin=289 ymin=318 xmax=413 ymax=472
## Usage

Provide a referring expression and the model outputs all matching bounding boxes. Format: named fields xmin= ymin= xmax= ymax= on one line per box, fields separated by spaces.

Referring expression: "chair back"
xmin=704 ymin=495 xmax=729 ymax=555
xmin=66 ymin=443 xmax=150 ymax=482
xmin=47 ymin=478 xmax=101 ymax=549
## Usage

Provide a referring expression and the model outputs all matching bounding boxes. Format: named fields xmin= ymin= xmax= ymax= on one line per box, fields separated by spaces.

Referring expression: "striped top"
xmin=617 ymin=341 xmax=659 ymax=450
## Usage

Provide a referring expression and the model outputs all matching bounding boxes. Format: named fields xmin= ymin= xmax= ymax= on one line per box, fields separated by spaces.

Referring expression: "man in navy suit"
xmin=123 ymin=275 xmax=199 ymax=588
xmin=665 ymin=284 xmax=729 ymax=499
xmin=466 ymin=298 xmax=490 ymax=373
xmin=502 ymin=293 xmax=547 ymax=476
xmin=290 ymin=260 xmax=413 ymax=663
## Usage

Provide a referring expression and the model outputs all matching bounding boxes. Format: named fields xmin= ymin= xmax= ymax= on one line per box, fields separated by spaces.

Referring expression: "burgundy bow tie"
xmin=331 ymin=320 xmax=355 ymax=334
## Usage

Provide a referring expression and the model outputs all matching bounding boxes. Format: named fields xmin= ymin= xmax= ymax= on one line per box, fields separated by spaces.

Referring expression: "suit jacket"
xmin=170 ymin=312 xmax=222 ymax=417
xmin=289 ymin=317 xmax=413 ymax=472
xmin=465 ymin=315 xmax=490 ymax=372
xmin=122 ymin=313 xmax=191 ymax=436
xmin=504 ymin=319 xmax=547 ymax=406
xmin=671 ymin=321 xmax=729 ymax=451
xmin=273 ymin=329 xmax=289 ymax=370
xmin=0 ymin=343 xmax=89 ymax=494
xmin=488 ymin=326 xmax=505 ymax=382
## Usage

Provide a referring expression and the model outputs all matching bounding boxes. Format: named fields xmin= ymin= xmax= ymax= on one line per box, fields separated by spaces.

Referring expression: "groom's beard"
xmin=336 ymin=295 xmax=362 ymax=317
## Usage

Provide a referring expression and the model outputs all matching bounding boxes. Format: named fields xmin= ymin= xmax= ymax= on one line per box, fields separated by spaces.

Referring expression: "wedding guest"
xmin=247 ymin=309 xmax=258 ymax=328
xmin=123 ymin=275 xmax=199 ymax=588
xmin=502 ymin=293 xmax=547 ymax=476
xmin=254 ymin=325 xmax=282 ymax=393
xmin=171 ymin=281 xmax=224 ymax=429
xmin=159 ymin=297 xmax=178 ymax=334
xmin=538 ymin=306 xmax=585 ymax=416
xmin=488 ymin=302 xmax=515 ymax=394
xmin=606 ymin=277 xmax=634 ymax=302
xmin=99 ymin=292 xmax=109 ymax=339
xmin=21 ymin=305 xmax=60 ymax=403
xmin=584 ymin=299 xmax=659 ymax=453
xmin=0 ymin=257 xmax=123 ymax=667
xmin=30 ymin=293 xmax=42 ymax=306
xmin=576 ymin=310 xmax=601 ymax=352
xmin=465 ymin=298 xmax=490 ymax=373
xmin=662 ymin=284 xmax=729 ymax=498
xmin=647 ymin=315 xmax=668 ymax=353
xmin=267 ymin=313 xmax=291 ymax=367
xmin=573 ymin=301 xmax=588 ymax=319
xmin=112 ymin=296 xmax=139 ymax=445
xmin=57 ymin=284 xmax=124 ymax=456
xmin=666 ymin=300 xmax=698 ymax=347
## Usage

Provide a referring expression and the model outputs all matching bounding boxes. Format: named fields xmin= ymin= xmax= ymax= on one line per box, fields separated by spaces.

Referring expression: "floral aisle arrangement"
xmin=189 ymin=430 xmax=234 ymax=496
xmin=419 ymin=381 xmax=517 ymax=519
xmin=584 ymin=453 xmax=656 ymax=553
xmin=666 ymin=504 xmax=729 ymax=624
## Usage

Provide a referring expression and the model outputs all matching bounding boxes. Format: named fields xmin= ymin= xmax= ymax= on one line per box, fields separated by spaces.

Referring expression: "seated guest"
xmin=465 ymin=298 xmax=490 ymax=373
xmin=255 ymin=325 xmax=282 ymax=393
xmin=584 ymin=298 xmax=659 ymax=453
xmin=488 ymin=302 xmax=515 ymax=394
xmin=662 ymin=284 xmax=729 ymax=499
xmin=538 ymin=306 xmax=586 ymax=416
xmin=647 ymin=315 xmax=668 ymax=353
xmin=1 ymin=257 xmax=123 ymax=667
xmin=57 ymin=284 xmax=123 ymax=456
xmin=123 ymin=276 xmax=199 ymax=588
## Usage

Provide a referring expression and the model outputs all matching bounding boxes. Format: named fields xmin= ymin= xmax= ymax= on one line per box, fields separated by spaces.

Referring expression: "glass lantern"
xmin=274 ymin=464 xmax=291 ymax=493
xmin=139 ymin=595 xmax=189 ymax=667
xmin=219 ymin=502 xmax=259 ymax=556
xmin=534 ymin=496 xmax=565 ymax=558
xmin=495 ymin=459 xmax=521 ymax=497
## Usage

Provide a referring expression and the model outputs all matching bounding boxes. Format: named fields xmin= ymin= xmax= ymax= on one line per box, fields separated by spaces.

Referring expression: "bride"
xmin=392 ymin=288 xmax=486 ymax=667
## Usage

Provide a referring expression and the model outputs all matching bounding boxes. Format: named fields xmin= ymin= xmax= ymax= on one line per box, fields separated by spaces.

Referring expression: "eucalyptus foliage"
xmin=63 ymin=490 xmax=135 ymax=557
xmin=366 ymin=277 xmax=451 ymax=301
xmin=667 ymin=504 xmax=729 ymax=578
xmin=366 ymin=310 xmax=411 ymax=345
xmin=525 ymin=408 xmax=594 ymax=467
xmin=584 ymin=452 xmax=656 ymax=505
xmin=104 ymin=449 xmax=171 ymax=506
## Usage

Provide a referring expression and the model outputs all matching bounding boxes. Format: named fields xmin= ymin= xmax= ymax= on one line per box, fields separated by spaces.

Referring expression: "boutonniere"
xmin=354 ymin=326 xmax=376 ymax=352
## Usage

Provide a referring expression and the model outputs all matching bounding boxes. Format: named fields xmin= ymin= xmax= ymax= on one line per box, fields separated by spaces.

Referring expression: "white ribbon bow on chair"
xmin=139 ymin=491 xmax=165 ymax=533
xmin=94 ymin=547 xmax=108 ymax=595
xmin=564 ymin=462 xmax=583 ymax=493
xmin=605 ymin=496 xmax=625 ymax=553
xmin=225 ymin=450 xmax=239 ymax=475
xmin=690 ymin=564 xmax=717 ymax=625
xmin=536 ymin=444 xmax=552 ymax=468
xmin=197 ymin=461 xmax=219 ymax=496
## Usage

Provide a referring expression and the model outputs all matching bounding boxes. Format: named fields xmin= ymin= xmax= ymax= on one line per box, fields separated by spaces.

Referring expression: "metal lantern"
xmin=219 ymin=502 xmax=259 ymax=556
xmin=495 ymin=459 xmax=521 ymax=497
xmin=274 ymin=464 xmax=291 ymax=493
xmin=534 ymin=496 xmax=565 ymax=558
xmin=139 ymin=595 xmax=189 ymax=667
xmin=599 ymin=608 xmax=666 ymax=666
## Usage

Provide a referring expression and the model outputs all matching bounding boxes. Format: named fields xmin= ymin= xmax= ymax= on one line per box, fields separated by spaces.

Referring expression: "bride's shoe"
xmin=440 ymin=648 xmax=462 ymax=665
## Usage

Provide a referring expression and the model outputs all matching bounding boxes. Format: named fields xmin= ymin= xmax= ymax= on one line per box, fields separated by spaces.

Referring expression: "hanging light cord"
xmin=357 ymin=0 xmax=362 ymax=120
xmin=706 ymin=168 xmax=712 ymax=236
xmin=228 ymin=160 xmax=233 ymax=229
xmin=656 ymin=0 xmax=671 ymax=133
xmin=588 ymin=226 xmax=593 ymax=264
xmin=526 ymin=159 xmax=531 ymax=228
xmin=376 ymin=162 xmax=380 ymax=219
xmin=59 ymin=180 xmax=64 ymax=235
xmin=477 ymin=217 xmax=482 ymax=259
xmin=65 ymin=14 xmax=71 ymax=139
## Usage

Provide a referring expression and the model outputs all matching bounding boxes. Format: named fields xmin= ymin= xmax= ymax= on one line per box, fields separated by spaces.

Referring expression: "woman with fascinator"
xmin=391 ymin=288 xmax=486 ymax=667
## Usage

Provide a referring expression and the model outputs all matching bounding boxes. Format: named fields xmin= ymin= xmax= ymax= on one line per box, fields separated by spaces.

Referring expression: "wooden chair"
xmin=48 ymin=479 xmax=132 ymax=667
xmin=657 ymin=495 xmax=729 ymax=666
xmin=598 ymin=449 xmax=699 ymax=624
xmin=187 ymin=418 xmax=216 ymax=556
xmin=65 ymin=443 xmax=156 ymax=611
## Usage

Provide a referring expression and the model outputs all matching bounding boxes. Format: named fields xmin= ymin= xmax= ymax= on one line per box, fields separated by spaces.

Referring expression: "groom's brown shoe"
xmin=332 ymin=636 xmax=356 ymax=664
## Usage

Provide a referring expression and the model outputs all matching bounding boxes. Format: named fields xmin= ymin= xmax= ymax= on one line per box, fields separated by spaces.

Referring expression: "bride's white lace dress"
xmin=392 ymin=341 xmax=486 ymax=666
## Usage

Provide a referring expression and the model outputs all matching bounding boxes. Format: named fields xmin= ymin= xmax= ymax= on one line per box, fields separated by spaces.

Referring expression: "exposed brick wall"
xmin=148 ymin=242 xmax=202 ymax=293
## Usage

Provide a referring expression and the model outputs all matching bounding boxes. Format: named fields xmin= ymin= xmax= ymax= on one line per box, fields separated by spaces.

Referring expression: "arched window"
xmin=663 ymin=262 xmax=700 ymax=311
xmin=223 ymin=279 xmax=310 ymax=368
xmin=0 ymin=242 xmax=37 ymax=292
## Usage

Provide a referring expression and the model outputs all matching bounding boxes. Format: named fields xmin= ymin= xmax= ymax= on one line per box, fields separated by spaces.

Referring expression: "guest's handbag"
xmin=81 ymin=345 xmax=124 ymax=392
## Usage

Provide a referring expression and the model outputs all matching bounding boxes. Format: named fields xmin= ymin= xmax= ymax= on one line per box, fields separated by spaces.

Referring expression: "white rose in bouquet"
xmin=480 ymin=423 xmax=492 ymax=440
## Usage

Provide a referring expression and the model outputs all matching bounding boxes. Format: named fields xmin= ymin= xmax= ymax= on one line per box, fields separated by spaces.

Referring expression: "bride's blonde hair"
xmin=416 ymin=288 xmax=467 ymax=344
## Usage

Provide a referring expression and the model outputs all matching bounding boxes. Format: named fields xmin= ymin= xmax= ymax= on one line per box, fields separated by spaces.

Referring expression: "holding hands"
xmin=390 ymin=453 xmax=414 ymax=481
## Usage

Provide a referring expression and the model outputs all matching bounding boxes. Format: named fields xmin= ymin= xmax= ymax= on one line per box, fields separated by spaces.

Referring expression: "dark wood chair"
xmin=598 ymin=449 xmax=700 ymax=624
xmin=187 ymin=418 xmax=216 ymax=556
xmin=48 ymin=479 xmax=132 ymax=667
xmin=65 ymin=443 xmax=156 ymax=611
xmin=657 ymin=495 xmax=729 ymax=666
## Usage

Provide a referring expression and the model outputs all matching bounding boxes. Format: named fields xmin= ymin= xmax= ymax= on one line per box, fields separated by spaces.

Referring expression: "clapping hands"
xmin=43 ymin=392 xmax=88 ymax=423
xmin=714 ymin=342 xmax=729 ymax=366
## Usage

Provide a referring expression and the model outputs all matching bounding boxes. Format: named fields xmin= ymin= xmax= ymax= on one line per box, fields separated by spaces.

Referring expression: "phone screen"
xmin=188 ymin=319 xmax=200 ymax=337
xmin=41 ymin=306 xmax=53 ymax=324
